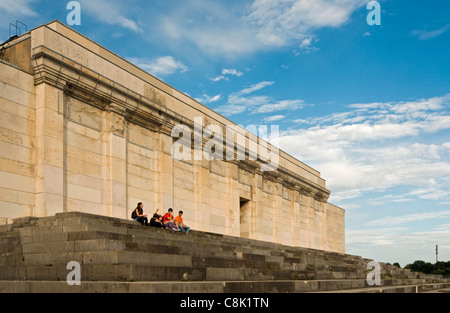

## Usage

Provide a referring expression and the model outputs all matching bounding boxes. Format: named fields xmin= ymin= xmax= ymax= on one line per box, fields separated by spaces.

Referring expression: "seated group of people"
xmin=131 ymin=202 xmax=190 ymax=233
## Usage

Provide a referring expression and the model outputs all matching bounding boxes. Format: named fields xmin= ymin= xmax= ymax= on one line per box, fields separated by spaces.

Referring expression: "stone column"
xmin=297 ymin=192 xmax=308 ymax=248
xmin=290 ymin=189 xmax=297 ymax=247
xmin=193 ymin=159 xmax=211 ymax=232
xmin=102 ymin=112 xmax=127 ymax=218
xmin=250 ymin=172 xmax=262 ymax=241
xmin=272 ymin=181 xmax=282 ymax=244
xmin=225 ymin=162 xmax=240 ymax=237
xmin=159 ymin=132 xmax=174 ymax=210
xmin=319 ymin=201 xmax=327 ymax=251
xmin=34 ymin=84 xmax=64 ymax=217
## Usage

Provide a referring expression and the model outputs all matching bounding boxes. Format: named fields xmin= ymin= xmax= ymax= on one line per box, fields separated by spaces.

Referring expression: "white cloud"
xmin=264 ymin=115 xmax=285 ymax=122
xmin=195 ymin=94 xmax=221 ymax=104
xmin=254 ymin=99 xmax=306 ymax=114
xmin=278 ymin=94 xmax=450 ymax=203
xmin=0 ymin=0 xmax=37 ymax=16
xmin=222 ymin=69 xmax=243 ymax=77
xmin=210 ymin=75 xmax=228 ymax=82
xmin=436 ymin=224 xmax=450 ymax=231
xmin=215 ymin=81 xmax=308 ymax=116
xmin=211 ymin=68 xmax=244 ymax=82
xmin=346 ymin=227 xmax=408 ymax=246
xmin=346 ymin=227 xmax=450 ymax=265
xmin=159 ymin=0 xmax=260 ymax=56
xmin=79 ymin=0 xmax=142 ymax=33
xmin=298 ymin=37 xmax=319 ymax=53
xmin=157 ymin=0 xmax=367 ymax=56
xmin=366 ymin=210 xmax=450 ymax=227
xmin=412 ymin=24 xmax=450 ymax=40
xmin=300 ymin=38 xmax=313 ymax=48
xmin=247 ymin=0 xmax=367 ymax=47
xmin=127 ymin=56 xmax=188 ymax=78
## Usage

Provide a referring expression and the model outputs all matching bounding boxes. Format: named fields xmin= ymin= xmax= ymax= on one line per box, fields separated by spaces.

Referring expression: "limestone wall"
xmin=0 ymin=61 xmax=36 ymax=218
xmin=0 ymin=21 xmax=345 ymax=254
xmin=325 ymin=203 xmax=346 ymax=253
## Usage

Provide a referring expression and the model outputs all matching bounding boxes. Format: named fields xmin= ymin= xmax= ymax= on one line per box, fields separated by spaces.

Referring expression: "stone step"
xmin=0 ymin=233 xmax=22 ymax=255
xmin=1 ymin=212 xmax=447 ymax=292
xmin=23 ymin=264 xmax=207 ymax=282
xmin=11 ymin=229 xmax=422 ymax=283
xmin=10 ymin=218 xmax=365 ymax=267
xmin=0 ymin=266 xmax=26 ymax=280
xmin=0 ymin=280 xmax=223 ymax=293
xmin=0 ymin=279 xmax=363 ymax=293
xmin=317 ymin=282 xmax=450 ymax=293
xmin=19 ymin=239 xmax=371 ymax=280
xmin=0 ymin=213 xmax=353 ymax=266
xmin=22 ymin=250 xmax=193 ymax=267
xmin=16 ymin=225 xmax=369 ymax=270
xmin=26 ymin=214 xmax=351 ymax=260
xmin=21 ymin=239 xmax=182 ymax=255
xmin=0 ymin=255 xmax=24 ymax=267
xmin=420 ymin=282 xmax=450 ymax=292
xmin=2 ymin=279 xmax=449 ymax=294
xmin=23 ymin=250 xmax=359 ymax=277
xmin=21 ymin=264 xmax=369 ymax=283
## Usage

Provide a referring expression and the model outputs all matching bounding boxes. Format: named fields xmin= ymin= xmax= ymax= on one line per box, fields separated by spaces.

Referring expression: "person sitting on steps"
xmin=175 ymin=210 xmax=190 ymax=234
xmin=162 ymin=208 xmax=180 ymax=231
xmin=131 ymin=202 xmax=148 ymax=226
xmin=150 ymin=212 xmax=165 ymax=229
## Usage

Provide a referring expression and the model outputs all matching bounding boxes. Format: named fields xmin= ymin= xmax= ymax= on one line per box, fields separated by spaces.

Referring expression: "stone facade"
xmin=0 ymin=21 xmax=345 ymax=253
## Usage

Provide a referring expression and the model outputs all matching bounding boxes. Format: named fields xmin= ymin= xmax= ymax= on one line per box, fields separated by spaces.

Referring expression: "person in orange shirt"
xmin=175 ymin=211 xmax=190 ymax=233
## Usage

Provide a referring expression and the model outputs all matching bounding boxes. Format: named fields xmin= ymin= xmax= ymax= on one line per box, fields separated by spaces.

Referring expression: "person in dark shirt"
xmin=131 ymin=202 xmax=148 ymax=226
xmin=150 ymin=213 xmax=165 ymax=228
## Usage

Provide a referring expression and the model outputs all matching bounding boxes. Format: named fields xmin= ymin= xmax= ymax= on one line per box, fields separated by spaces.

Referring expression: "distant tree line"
xmin=402 ymin=261 xmax=450 ymax=277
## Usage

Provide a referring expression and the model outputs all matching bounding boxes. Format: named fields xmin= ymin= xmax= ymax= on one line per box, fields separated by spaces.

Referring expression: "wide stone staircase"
xmin=1 ymin=212 xmax=449 ymax=293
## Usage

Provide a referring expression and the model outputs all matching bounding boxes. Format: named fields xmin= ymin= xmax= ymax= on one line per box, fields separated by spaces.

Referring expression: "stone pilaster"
xmin=34 ymin=84 xmax=64 ymax=217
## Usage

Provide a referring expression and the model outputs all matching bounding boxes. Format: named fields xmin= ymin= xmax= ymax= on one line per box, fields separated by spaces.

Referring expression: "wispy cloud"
xmin=366 ymin=210 xmax=450 ymax=227
xmin=0 ymin=0 xmax=37 ymax=16
xmin=211 ymin=68 xmax=244 ymax=82
xmin=280 ymin=94 xmax=450 ymax=203
xmin=298 ymin=37 xmax=320 ymax=51
xmin=127 ymin=56 xmax=188 ymax=78
xmin=264 ymin=115 xmax=285 ymax=123
xmin=195 ymin=94 xmax=221 ymax=104
xmin=157 ymin=0 xmax=367 ymax=56
xmin=246 ymin=0 xmax=367 ymax=47
xmin=215 ymin=81 xmax=308 ymax=116
xmin=210 ymin=76 xmax=226 ymax=82
xmin=79 ymin=0 xmax=143 ymax=33
xmin=346 ymin=226 xmax=450 ymax=265
xmin=159 ymin=0 xmax=259 ymax=56
xmin=222 ymin=69 xmax=243 ymax=77
xmin=412 ymin=25 xmax=450 ymax=40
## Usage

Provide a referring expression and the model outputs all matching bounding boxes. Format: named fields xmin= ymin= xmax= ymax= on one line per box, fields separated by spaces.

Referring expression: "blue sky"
xmin=1 ymin=0 xmax=449 ymax=266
